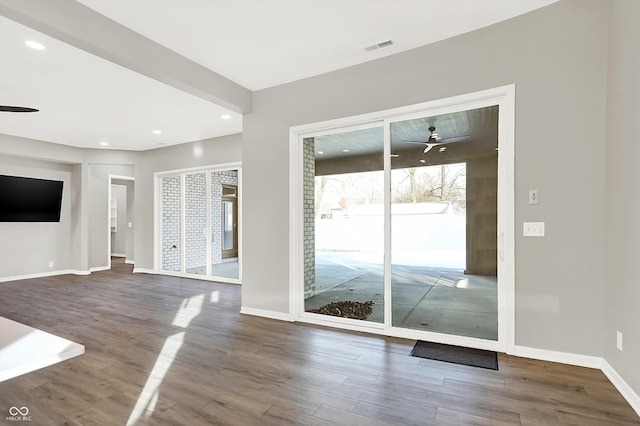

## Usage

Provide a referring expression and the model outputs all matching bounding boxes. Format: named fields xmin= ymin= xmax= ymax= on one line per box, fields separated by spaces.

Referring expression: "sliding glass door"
xmin=302 ymin=126 xmax=385 ymax=324
xmin=390 ymin=108 xmax=498 ymax=340
xmin=159 ymin=168 xmax=240 ymax=281
xmin=301 ymin=106 xmax=499 ymax=341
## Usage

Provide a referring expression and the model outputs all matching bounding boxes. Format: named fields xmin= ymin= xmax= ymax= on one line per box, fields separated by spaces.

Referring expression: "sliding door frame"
xmin=154 ymin=162 xmax=242 ymax=284
xmin=289 ymin=85 xmax=515 ymax=353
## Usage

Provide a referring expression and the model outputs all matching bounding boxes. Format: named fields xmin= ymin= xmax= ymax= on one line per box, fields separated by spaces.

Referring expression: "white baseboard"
xmin=124 ymin=260 xmax=135 ymax=265
xmin=514 ymin=345 xmax=602 ymax=369
xmin=240 ymin=306 xmax=294 ymax=322
xmin=602 ymin=360 xmax=640 ymax=417
xmin=89 ymin=266 xmax=110 ymax=273
xmin=0 ymin=269 xmax=90 ymax=283
xmin=132 ymin=268 xmax=155 ymax=274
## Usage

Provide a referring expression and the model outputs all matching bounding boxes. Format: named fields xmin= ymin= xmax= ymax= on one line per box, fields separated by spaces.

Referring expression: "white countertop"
xmin=0 ymin=316 xmax=84 ymax=382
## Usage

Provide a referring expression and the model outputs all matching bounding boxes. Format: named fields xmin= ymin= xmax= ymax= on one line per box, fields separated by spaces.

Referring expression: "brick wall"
xmin=161 ymin=170 xmax=239 ymax=273
xmin=303 ymin=138 xmax=316 ymax=298
xmin=185 ymin=172 xmax=207 ymax=272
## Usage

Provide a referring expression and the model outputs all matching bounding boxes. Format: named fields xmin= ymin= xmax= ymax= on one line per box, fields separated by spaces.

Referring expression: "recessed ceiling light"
xmin=99 ymin=141 xmax=109 ymax=146
xmin=390 ymin=154 xmax=400 ymax=158
xmin=419 ymin=159 xmax=426 ymax=163
xmin=221 ymin=114 xmax=231 ymax=120
xmin=342 ymin=149 xmax=350 ymax=152
xmin=25 ymin=40 xmax=45 ymax=50
xmin=152 ymin=129 xmax=162 ymax=135
xmin=439 ymin=147 xmax=447 ymax=152
xmin=317 ymin=151 xmax=324 ymax=155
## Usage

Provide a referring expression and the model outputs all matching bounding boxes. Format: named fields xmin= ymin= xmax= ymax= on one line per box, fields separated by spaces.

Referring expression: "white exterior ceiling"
xmin=1 ymin=0 xmax=558 ymax=151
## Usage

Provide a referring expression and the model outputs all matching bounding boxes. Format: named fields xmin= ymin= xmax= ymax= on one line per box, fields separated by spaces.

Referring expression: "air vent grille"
xmin=364 ymin=39 xmax=395 ymax=53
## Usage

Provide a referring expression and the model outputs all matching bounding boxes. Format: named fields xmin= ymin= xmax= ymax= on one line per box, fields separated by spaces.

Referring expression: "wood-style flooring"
xmin=0 ymin=258 xmax=638 ymax=425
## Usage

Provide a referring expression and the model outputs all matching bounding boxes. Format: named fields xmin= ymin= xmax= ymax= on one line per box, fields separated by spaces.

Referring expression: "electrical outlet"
xmin=617 ymin=331 xmax=623 ymax=351
xmin=48 ymin=261 xmax=54 ymax=268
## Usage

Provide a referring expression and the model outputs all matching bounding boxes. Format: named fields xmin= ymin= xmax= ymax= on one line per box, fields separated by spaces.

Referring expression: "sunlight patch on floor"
xmin=127 ymin=293 xmax=205 ymax=425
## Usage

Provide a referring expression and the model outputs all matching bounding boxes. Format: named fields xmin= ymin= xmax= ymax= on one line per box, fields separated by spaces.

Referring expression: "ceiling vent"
xmin=364 ymin=39 xmax=395 ymax=53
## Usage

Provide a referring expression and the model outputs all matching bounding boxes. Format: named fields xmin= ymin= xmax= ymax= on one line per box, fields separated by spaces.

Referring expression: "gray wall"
xmin=0 ymin=156 xmax=74 ymax=276
xmin=242 ymin=0 xmax=609 ymax=357
xmin=134 ymin=134 xmax=242 ymax=270
xmin=604 ymin=0 xmax=640 ymax=397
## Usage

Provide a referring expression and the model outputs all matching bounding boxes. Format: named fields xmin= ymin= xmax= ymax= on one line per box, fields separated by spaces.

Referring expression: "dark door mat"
xmin=410 ymin=340 xmax=498 ymax=370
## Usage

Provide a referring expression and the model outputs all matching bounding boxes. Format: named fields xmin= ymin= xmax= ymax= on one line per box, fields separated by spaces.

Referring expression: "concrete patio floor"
xmin=305 ymin=252 xmax=498 ymax=340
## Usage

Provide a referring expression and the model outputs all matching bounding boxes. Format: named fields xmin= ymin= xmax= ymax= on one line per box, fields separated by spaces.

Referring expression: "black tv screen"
xmin=0 ymin=175 xmax=64 ymax=222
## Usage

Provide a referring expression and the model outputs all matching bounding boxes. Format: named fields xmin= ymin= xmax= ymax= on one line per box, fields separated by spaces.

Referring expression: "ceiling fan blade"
xmin=399 ymin=140 xmax=429 ymax=145
xmin=424 ymin=144 xmax=435 ymax=154
xmin=0 ymin=105 xmax=39 ymax=113
xmin=438 ymin=135 xmax=470 ymax=143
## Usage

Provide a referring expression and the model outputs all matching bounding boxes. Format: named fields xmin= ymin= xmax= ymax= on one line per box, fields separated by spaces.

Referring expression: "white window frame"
xmin=289 ymin=85 xmax=515 ymax=354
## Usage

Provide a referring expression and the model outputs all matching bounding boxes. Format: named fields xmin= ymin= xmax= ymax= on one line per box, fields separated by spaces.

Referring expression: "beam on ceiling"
xmin=0 ymin=0 xmax=252 ymax=113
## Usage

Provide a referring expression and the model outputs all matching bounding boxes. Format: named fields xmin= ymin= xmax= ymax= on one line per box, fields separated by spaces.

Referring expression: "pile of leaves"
xmin=309 ymin=300 xmax=374 ymax=320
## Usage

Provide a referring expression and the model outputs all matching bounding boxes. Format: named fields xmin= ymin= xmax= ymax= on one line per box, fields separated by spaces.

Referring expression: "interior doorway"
xmin=108 ymin=175 xmax=135 ymax=269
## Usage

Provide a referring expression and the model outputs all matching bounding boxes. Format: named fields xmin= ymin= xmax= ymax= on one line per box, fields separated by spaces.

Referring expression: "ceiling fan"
xmin=0 ymin=105 xmax=39 ymax=113
xmin=402 ymin=125 xmax=469 ymax=153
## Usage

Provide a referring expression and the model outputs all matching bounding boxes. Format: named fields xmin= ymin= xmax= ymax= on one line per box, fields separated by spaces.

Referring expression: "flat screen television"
xmin=0 ymin=175 xmax=64 ymax=222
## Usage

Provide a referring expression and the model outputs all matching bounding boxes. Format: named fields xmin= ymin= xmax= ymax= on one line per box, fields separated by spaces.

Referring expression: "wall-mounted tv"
xmin=0 ymin=175 xmax=64 ymax=222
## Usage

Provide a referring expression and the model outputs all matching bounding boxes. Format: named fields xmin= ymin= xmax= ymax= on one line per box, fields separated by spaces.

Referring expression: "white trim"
xmin=240 ymin=307 xmax=294 ymax=322
xmin=133 ymin=268 xmax=155 ymax=274
xmin=180 ymin=173 xmax=186 ymax=273
xmin=110 ymin=253 xmax=126 ymax=258
xmin=288 ymin=127 xmax=302 ymax=320
xmin=288 ymin=85 xmax=516 ymax=353
xmin=124 ymin=260 xmax=135 ymax=265
xmin=154 ymin=161 xmax=243 ymax=177
xmin=296 ymin=314 xmax=502 ymax=352
xmin=153 ymin=172 xmax=160 ymax=271
xmin=205 ymin=172 xmax=212 ymax=276
xmin=602 ymin=360 xmax=640 ymax=417
xmin=158 ymin=269 xmax=241 ymax=285
xmin=513 ymin=345 xmax=602 ymax=369
xmin=89 ymin=265 xmax=110 ymax=273
xmin=237 ymin=168 xmax=243 ymax=283
xmin=383 ymin=120 xmax=392 ymax=329
xmin=0 ymin=269 xmax=90 ymax=283
xmin=135 ymin=268 xmax=241 ymax=285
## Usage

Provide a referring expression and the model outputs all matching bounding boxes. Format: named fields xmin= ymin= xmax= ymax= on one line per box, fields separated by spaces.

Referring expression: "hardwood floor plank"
xmin=435 ymin=406 xmax=520 ymax=426
xmin=0 ymin=258 xmax=638 ymax=425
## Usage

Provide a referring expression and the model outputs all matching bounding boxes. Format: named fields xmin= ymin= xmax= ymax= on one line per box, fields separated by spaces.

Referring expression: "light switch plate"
xmin=529 ymin=189 xmax=539 ymax=205
xmin=523 ymin=222 xmax=545 ymax=237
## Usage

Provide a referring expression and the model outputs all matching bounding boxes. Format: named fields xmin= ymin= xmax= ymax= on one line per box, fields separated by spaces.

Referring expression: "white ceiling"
xmin=77 ymin=0 xmax=558 ymax=90
xmin=0 ymin=0 xmax=557 ymax=151
xmin=0 ymin=15 xmax=242 ymax=151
